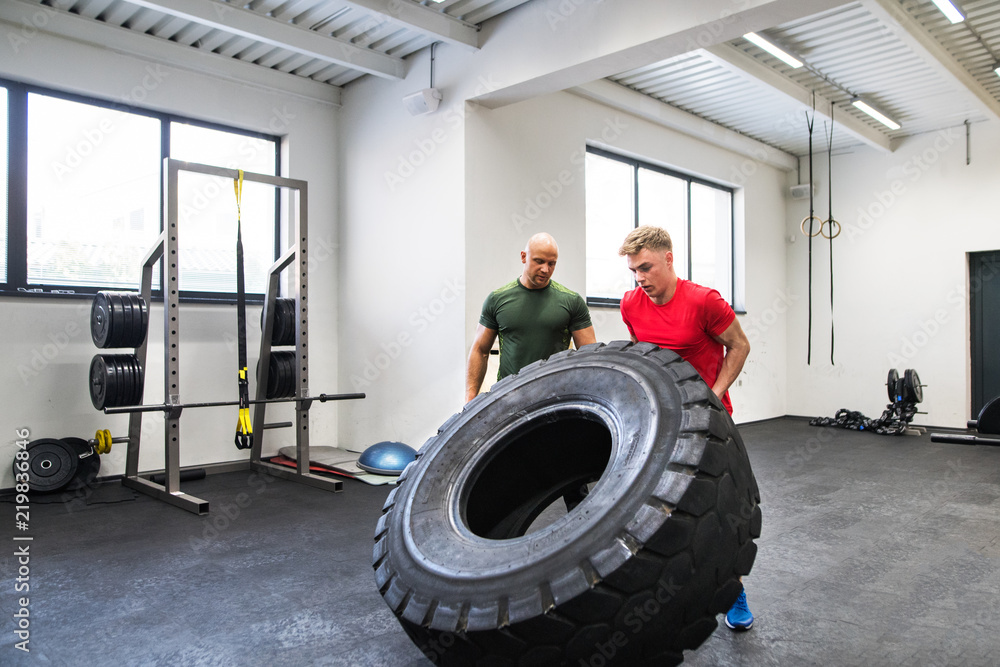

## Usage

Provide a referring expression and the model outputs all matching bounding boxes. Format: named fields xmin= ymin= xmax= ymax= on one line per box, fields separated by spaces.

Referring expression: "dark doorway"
xmin=970 ymin=251 xmax=1000 ymax=418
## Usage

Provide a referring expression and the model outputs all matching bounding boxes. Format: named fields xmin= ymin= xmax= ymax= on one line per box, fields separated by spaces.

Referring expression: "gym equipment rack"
xmin=106 ymin=158 xmax=361 ymax=515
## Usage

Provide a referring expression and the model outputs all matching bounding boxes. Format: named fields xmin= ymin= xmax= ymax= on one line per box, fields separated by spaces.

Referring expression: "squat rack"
xmin=105 ymin=158 xmax=362 ymax=514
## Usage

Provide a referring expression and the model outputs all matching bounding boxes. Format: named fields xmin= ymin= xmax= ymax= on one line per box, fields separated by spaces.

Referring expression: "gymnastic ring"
xmin=800 ymin=215 xmax=823 ymax=237
xmin=821 ymin=218 xmax=841 ymax=239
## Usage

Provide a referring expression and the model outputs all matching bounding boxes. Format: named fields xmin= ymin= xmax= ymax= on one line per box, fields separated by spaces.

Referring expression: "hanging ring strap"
xmin=804 ymin=100 xmax=816 ymax=365
xmin=801 ymin=215 xmax=824 ymax=237
xmin=820 ymin=219 xmax=841 ymax=239
xmin=234 ymin=170 xmax=252 ymax=450
xmin=824 ymin=111 xmax=836 ymax=365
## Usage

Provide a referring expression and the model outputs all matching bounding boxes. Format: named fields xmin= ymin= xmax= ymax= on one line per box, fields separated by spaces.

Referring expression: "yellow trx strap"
xmin=234 ymin=170 xmax=252 ymax=449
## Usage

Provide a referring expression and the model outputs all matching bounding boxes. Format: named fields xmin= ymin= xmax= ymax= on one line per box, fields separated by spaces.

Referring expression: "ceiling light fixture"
xmin=930 ymin=0 xmax=965 ymax=24
xmin=851 ymin=97 xmax=901 ymax=130
xmin=994 ymin=62 xmax=1000 ymax=78
xmin=743 ymin=32 xmax=803 ymax=69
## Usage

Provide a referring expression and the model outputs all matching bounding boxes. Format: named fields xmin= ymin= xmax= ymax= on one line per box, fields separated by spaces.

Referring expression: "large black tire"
xmin=373 ymin=341 xmax=761 ymax=666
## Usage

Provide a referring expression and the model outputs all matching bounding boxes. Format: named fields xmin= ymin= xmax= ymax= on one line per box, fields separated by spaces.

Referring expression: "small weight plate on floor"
xmin=61 ymin=437 xmax=101 ymax=491
xmin=887 ymin=368 xmax=899 ymax=402
xmin=21 ymin=438 xmax=79 ymax=493
xmin=91 ymin=292 xmax=114 ymax=348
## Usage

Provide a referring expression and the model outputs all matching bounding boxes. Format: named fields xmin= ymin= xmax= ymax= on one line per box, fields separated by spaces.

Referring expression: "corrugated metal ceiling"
xmin=6 ymin=0 xmax=1000 ymax=159
xmin=611 ymin=0 xmax=1000 ymax=157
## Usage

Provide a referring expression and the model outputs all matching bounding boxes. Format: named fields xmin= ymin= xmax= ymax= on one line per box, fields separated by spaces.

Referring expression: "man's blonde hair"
xmin=618 ymin=225 xmax=673 ymax=256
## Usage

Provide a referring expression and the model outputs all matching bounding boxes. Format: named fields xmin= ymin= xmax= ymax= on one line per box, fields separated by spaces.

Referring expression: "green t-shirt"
xmin=479 ymin=279 xmax=592 ymax=380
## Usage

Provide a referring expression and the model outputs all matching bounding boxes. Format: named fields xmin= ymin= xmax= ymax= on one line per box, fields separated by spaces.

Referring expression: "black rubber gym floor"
xmin=3 ymin=417 xmax=999 ymax=666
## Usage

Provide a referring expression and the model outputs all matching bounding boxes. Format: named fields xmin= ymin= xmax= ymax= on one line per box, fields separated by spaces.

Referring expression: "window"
xmin=585 ymin=147 xmax=735 ymax=307
xmin=0 ymin=85 xmax=7 ymax=283
xmin=1 ymin=79 xmax=279 ymax=301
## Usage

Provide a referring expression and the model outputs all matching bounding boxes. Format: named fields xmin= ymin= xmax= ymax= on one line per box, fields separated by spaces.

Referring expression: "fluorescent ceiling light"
xmin=930 ymin=0 xmax=965 ymax=24
xmin=994 ymin=63 xmax=1000 ymax=77
xmin=852 ymin=97 xmax=901 ymax=131
xmin=743 ymin=32 xmax=803 ymax=69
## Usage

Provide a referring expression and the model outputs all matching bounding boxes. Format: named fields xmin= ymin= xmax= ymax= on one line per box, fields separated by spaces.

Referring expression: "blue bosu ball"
xmin=358 ymin=441 xmax=417 ymax=475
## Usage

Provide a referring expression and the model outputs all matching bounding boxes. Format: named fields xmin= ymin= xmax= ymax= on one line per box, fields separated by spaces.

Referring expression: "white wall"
xmin=0 ymin=28 xmax=340 ymax=488
xmin=464 ymin=90 xmax=789 ymax=423
xmin=336 ymin=47 xmax=471 ymax=451
xmin=785 ymin=120 xmax=1000 ymax=428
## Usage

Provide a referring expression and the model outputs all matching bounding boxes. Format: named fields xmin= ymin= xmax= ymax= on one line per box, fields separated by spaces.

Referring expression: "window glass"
xmin=638 ymin=167 xmax=688 ymax=279
xmin=1 ymin=86 xmax=7 ymax=282
xmin=691 ymin=182 xmax=733 ymax=303
xmin=585 ymin=152 xmax=634 ymax=301
xmin=585 ymin=148 xmax=735 ymax=307
xmin=170 ymin=122 xmax=277 ymax=294
xmin=26 ymin=93 xmax=160 ymax=288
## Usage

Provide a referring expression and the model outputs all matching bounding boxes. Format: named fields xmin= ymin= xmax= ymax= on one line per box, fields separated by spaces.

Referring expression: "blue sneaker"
xmin=725 ymin=587 xmax=754 ymax=631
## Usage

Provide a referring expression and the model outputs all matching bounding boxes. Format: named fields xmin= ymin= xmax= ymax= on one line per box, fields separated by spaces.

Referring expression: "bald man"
xmin=465 ymin=233 xmax=597 ymax=402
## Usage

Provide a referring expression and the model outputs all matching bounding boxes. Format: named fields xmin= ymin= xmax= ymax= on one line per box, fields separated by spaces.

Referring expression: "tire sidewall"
xmin=385 ymin=345 xmax=696 ymax=623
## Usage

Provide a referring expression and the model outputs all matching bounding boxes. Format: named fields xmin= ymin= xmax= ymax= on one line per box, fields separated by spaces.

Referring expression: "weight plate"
xmin=106 ymin=292 xmax=126 ymax=348
xmin=125 ymin=293 xmax=142 ymax=348
xmin=119 ymin=356 xmax=134 ymax=409
xmin=90 ymin=355 xmax=110 ymax=410
xmin=91 ymin=292 xmax=113 ymax=348
xmin=271 ymin=352 xmax=285 ymax=399
xmin=273 ymin=300 xmax=285 ymax=345
xmin=130 ymin=355 xmax=144 ymax=406
xmin=260 ymin=354 xmax=276 ymax=399
xmin=126 ymin=294 xmax=140 ymax=347
xmin=124 ymin=354 xmax=141 ymax=407
xmin=61 ymin=437 xmax=101 ymax=491
xmin=20 ymin=438 xmax=79 ymax=493
xmin=269 ymin=351 xmax=290 ymax=399
xmin=136 ymin=294 xmax=149 ymax=346
xmin=887 ymin=369 xmax=899 ymax=402
xmin=120 ymin=292 xmax=136 ymax=349
xmin=280 ymin=298 xmax=296 ymax=346
xmin=272 ymin=299 xmax=285 ymax=345
xmin=903 ymin=369 xmax=923 ymax=404
xmin=978 ymin=396 xmax=1000 ymax=435
xmin=282 ymin=351 xmax=296 ymax=398
xmin=111 ymin=355 xmax=127 ymax=408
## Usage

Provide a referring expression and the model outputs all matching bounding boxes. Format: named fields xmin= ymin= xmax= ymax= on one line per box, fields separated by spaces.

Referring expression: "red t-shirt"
xmin=620 ymin=279 xmax=736 ymax=414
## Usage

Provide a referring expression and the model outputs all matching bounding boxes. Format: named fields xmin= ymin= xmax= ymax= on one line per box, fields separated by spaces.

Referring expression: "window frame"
xmin=1 ymin=77 xmax=280 ymax=304
xmin=585 ymin=145 xmax=737 ymax=310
